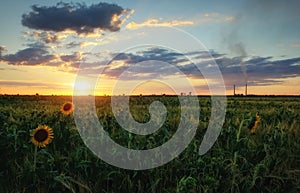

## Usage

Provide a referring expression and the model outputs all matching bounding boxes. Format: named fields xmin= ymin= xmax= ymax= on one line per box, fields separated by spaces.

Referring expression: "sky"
xmin=0 ymin=0 xmax=299 ymax=95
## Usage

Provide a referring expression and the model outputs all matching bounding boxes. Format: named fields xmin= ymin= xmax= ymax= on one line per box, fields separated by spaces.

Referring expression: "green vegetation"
xmin=0 ymin=95 xmax=299 ymax=193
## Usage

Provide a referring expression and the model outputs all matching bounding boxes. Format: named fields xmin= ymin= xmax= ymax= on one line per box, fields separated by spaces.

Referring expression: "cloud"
xmin=2 ymin=44 xmax=299 ymax=89
xmin=90 ymin=48 xmax=204 ymax=79
xmin=0 ymin=46 xmax=6 ymax=56
xmin=0 ymin=66 xmax=25 ymax=72
xmin=1 ymin=43 xmax=95 ymax=68
xmin=65 ymin=41 xmax=102 ymax=49
xmin=0 ymin=80 xmax=70 ymax=89
xmin=0 ymin=46 xmax=57 ymax=66
xmin=82 ymin=48 xmax=300 ymax=87
xmin=126 ymin=12 xmax=234 ymax=30
xmin=80 ymin=41 xmax=98 ymax=47
xmin=22 ymin=2 xmax=132 ymax=34
xmin=24 ymin=31 xmax=66 ymax=44
xmin=216 ymin=55 xmax=300 ymax=86
xmin=126 ymin=19 xmax=194 ymax=29
xmin=60 ymin=52 xmax=83 ymax=62
xmin=65 ymin=41 xmax=81 ymax=49
xmin=0 ymin=44 xmax=97 ymax=68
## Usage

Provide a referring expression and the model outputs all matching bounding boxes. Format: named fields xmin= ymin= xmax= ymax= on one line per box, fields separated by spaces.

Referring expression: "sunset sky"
xmin=0 ymin=0 xmax=299 ymax=95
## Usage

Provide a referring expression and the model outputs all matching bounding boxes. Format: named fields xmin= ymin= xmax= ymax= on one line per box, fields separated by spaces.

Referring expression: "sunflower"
xmin=30 ymin=125 xmax=54 ymax=148
xmin=61 ymin=102 xmax=74 ymax=115
xmin=248 ymin=113 xmax=261 ymax=133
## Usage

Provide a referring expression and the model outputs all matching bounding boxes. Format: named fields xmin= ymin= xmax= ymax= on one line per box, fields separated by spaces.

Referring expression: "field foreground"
xmin=0 ymin=95 xmax=299 ymax=193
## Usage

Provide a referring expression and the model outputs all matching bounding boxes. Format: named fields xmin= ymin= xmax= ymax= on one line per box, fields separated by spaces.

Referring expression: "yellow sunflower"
xmin=61 ymin=102 xmax=74 ymax=115
xmin=30 ymin=125 xmax=54 ymax=148
xmin=248 ymin=113 xmax=261 ymax=133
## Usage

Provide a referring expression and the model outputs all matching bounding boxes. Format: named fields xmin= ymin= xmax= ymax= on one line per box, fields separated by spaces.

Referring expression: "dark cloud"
xmin=60 ymin=52 xmax=82 ymax=62
xmin=22 ymin=2 xmax=131 ymax=34
xmin=0 ymin=46 xmax=56 ymax=66
xmin=89 ymin=48 xmax=300 ymax=87
xmin=27 ymin=31 xmax=61 ymax=44
xmin=190 ymin=50 xmax=225 ymax=60
xmin=113 ymin=48 xmax=186 ymax=65
xmin=218 ymin=56 xmax=300 ymax=86
xmin=2 ymin=44 xmax=299 ymax=88
xmin=245 ymin=56 xmax=273 ymax=65
xmin=66 ymin=41 xmax=81 ymax=48
xmin=103 ymin=48 xmax=192 ymax=79
xmin=24 ymin=42 xmax=48 ymax=49
xmin=68 ymin=61 xmax=108 ymax=75
xmin=0 ymin=44 xmax=94 ymax=68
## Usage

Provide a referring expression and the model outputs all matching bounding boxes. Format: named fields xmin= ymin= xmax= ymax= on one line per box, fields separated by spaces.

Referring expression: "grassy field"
xmin=0 ymin=95 xmax=299 ymax=193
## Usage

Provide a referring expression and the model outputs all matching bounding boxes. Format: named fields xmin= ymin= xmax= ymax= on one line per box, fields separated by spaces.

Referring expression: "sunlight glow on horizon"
xmin=0 ymin=1 xmax=299 ymax=96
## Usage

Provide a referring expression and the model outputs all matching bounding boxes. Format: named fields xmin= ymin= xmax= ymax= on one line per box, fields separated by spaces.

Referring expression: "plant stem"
xmin=233 ymin=119 xmax=244 ymax=165
xmin=231 ymin=118 xmax=245 ymax=192
xmin=33 ymin=145 xmax=37 ymax=172
xmin=236 ymin=119 xmax=244 ymax=142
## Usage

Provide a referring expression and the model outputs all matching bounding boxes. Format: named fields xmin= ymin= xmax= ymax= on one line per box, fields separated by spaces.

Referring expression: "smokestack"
xmin=234 ymin=84 xmax=236 ymax=96
xmin=245 ymin=83 xmax=247 ymax=96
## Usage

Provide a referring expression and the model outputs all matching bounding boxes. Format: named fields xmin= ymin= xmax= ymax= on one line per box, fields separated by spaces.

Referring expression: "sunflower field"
xmin=0 ymin=95 xmax=299 ymax=193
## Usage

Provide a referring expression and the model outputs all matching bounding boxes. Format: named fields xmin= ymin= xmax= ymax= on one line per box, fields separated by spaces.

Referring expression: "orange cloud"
xmin=79 ymin=41 xmax=98 ymax=47
xmin=126 ymin=13 xmax=234 ymax=30
xmin=126 ymin=19 xmax=194 ymax=29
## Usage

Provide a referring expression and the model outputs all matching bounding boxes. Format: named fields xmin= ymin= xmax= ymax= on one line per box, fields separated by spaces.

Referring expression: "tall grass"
xmin=0 ymin=95 xmax=299 ymax=192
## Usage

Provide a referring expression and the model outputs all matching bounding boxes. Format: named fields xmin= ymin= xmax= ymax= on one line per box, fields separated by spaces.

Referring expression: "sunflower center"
xmin=34 ymin=129 xmax=49 ymax=142
xmin=63 ymin=103 xmax=72 ymax=111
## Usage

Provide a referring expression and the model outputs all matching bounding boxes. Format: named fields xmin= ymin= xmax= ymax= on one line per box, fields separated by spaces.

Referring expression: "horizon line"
xmin=1 ymin=94 xmax=300 ymax=97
